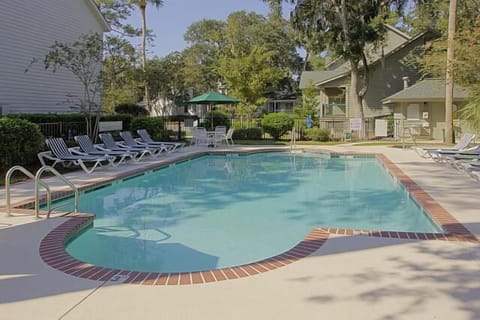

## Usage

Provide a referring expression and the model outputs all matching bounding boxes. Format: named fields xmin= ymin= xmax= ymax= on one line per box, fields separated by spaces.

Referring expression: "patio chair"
xmin=136 ymin=129 xmax=184 ymax=152
xmin=119 ymin=131 xmax=168 ymax=155
xmin=40 ymin=137 xmax=114 ymax=174
xmin=74 ymin=135 xmax=137 ymax=166
xmin=99 ymin=133 xmax=153 ymax=160
xmin=224 ymin=128 xmax=235 ymax=145
xmin=414 ymin=133 xmax=476 ymax=159
xmin=211 ymin=126 xmax=227 ymax=146
xmin=192 ymin=127 xmax=211 ymax=146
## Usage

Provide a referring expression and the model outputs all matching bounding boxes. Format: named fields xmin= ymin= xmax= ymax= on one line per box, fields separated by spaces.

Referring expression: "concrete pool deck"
xmin=1 ymin=144 xmax=479 ymax=320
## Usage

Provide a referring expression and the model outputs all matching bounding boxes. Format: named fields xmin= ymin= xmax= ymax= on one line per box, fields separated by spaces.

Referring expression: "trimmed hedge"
xmin=204 ymin=110 xmax=230 ymax=130
xmin=232 ymin=128 xmax=263 ymax=140
xmin=7 ymin=113 xmax=85 ymax=123
xmin=0 ymin=118 xmax=45 ymax=170
xmin=115 ymin=103 xmax=149 ymax=116
xmin=261 ymin=112 xmax=294 ymax=140
xmin=304 ymin=128 xmax=331 ymax=142
xmin=130 ymin=117 xmax=167 ymax=141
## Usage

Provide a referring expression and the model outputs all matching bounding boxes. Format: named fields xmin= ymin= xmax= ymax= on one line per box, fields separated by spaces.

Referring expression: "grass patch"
xmin=235 ymin=139 xmax=343 ymax=146
xmin=234 ymin=140 xmax=287 ymax=145
xmin=351 ymin=141 xmax=454 ymax=147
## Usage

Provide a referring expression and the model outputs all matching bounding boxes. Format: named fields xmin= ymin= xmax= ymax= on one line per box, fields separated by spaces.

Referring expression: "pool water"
xmin=63 ymin=152 xmax=440 ymax=272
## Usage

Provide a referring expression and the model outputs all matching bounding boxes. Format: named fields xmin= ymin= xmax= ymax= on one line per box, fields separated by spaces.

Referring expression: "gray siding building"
xmin=0 ymin=0 xmax=109 ymax=115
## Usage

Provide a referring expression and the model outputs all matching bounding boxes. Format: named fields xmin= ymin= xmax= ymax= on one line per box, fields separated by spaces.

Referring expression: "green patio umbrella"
xmin=186 ymin=92 xmax=240 ymax=130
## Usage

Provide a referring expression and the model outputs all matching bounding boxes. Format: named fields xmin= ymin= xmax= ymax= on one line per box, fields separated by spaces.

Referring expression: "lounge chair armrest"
xmin=37 ymin=150 xmax=56 ymax=161
xmin=94 ymin=144 xmax=112 ymax=152
xmin=69 ymin=147 xmax=88 ymax=156
xmin=37 ymin=151 xmax=59 ymax=166
xmin=134 ymin=138 xmax=148 ymax=146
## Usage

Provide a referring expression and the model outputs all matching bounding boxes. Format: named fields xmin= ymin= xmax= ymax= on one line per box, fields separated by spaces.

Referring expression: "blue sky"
xmin=126 ymin=0 xmax=294 ymax=58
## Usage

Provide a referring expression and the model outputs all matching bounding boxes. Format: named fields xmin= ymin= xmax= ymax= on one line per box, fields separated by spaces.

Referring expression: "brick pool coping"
xmin=32 ymin=150 xmax=479 ymax=285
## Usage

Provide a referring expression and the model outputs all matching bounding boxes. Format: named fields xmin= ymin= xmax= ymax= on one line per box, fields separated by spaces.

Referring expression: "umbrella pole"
xmin=210 ymin=104 xmax=214 ymax=130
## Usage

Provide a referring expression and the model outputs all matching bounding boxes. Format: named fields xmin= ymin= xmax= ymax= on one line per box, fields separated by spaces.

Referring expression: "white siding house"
xmin=0 ymin=0 xmax=109 ymax=115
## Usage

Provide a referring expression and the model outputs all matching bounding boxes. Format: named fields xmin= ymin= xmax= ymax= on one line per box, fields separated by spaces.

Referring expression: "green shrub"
xmin=0 ymin=118 xmax=45 ymax=170
xmin=115 ymin=103 xmax=149 ymax=116
xmin=7 ymin=113 xmax=85 ymax=123
xmin=204 ymin=110 xmax=230 ymax=130
xmin=130 ymin=117 xmax=167 ymax=141
xmin=305 ymin=128 xmax=331 ymax=142
xmin=261 ymin=112 xmax=294 ymax=140
xmin=232 ymin=128 xmax=263 ymax=140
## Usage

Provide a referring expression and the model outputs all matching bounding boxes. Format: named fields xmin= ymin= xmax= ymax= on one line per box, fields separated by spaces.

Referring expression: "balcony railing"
xmin=321 ymin=103 xmax=346 ymax=117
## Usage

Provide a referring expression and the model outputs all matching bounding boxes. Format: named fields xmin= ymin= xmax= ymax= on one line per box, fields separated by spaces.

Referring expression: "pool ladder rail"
xmin=5 ymin=165 xmax=79 ymax=219
xmin=290 ymin=127 xmax=296 ymax=152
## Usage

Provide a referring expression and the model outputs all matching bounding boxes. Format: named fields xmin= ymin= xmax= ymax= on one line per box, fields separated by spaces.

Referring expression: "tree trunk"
xmin=140 ymin=3 xmax=150 ymax=114
xmin=445 ymin=0 xmax=457 ymax=144
xmin=303 ymin=50 xmax=310 ymax=71
xmin=349 ymin=59 xmax=365 ymax=138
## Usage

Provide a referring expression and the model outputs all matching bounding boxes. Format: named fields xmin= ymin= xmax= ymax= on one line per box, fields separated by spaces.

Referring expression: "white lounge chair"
xmin=39 ymin=137 xmax=114 ymax=174
xmin=414 ymin=133 xmax=476 ymax=159
xmin=119 ymin=131 xmax=168 ymax=155
xmin=99 ymin=133 xmax=153 ymax=161
xmin=137 ymin=129 xmax=184 ymax=152
xmin=439 ymin=146 xmax=480 ymax=169
xmin=74 ymin=135 xmax=137 ymax=166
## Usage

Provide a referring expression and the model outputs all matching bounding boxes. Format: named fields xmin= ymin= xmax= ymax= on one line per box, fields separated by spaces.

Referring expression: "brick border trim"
xmin=37 ymin=150 xmax=478 ymax=285
xmin=40 ymin=218 xmax=329 ymax=285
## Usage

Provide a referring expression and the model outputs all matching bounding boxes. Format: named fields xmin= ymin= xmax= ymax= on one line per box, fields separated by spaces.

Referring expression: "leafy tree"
xmin=457 ymin=16 xmax=480 ymax=131
xmin=102 ymin=35 xmax=140 ymax=113
xmin=294 ymin=80 xmax=318 ymax=118
xmin=444 ymin=0 xmax=458 ymax=143
xmin=413 ymin=0 xmax=480 ymax=137
xmin=129 ymin=0 xmax=164 ymax=113
xmin=405 ymin=0 xmax=478 ymax=35
xmin=183 ymin=19 xmax=227 ymax=93
xmin=204 ymin=110 xmax=231 ymax=130
xmin=96 ymin=1 xmax=154 ymax=114
xmin=224 ymin=11 xmax=301 ymax=90
xmin=130 ymin=116 xmax=166 ymax=140
xmin=145 ymin=52 xmax=189 ymax=115
xmin=40 ymin=33 xmax=104 ymax=140
xmin=182 ymin=10 xmax=301 ymax=97
xmin=269 ymin=0 xmax=406 ymax=138
xmin=115 ymin=103 xmax=149 ymax=116
xmin=95 ymin=0 xmax=140 ymax=37
xmin=262 ymin=112 xmax=294 ymax=140
xmin=218 ymin=46 xmax=284 ymax=109
xmin=306 ymin=54 xmax=326 ymax=71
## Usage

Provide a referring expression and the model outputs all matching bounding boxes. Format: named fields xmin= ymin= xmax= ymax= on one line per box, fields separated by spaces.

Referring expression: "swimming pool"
xmin=61 ymin=152 xmax=441 ymax=273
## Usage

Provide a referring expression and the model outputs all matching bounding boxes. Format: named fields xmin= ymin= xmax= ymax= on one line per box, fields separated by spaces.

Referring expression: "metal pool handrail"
xmin=5 ymin=165 xmax=51 ymax=217
xmin=290 ymin=127 xmax=296 ymax=151
xmin=34 ymin=166 xmax=79 ymax=219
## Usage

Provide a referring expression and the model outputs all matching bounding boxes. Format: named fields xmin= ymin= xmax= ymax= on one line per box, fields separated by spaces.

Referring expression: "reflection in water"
xmin=63 ymin=153 xmax=439 ymax=273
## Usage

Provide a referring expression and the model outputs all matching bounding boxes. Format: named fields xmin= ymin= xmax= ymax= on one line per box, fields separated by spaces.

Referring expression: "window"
xmin=406 ymin=104 xmax=420 ymax=120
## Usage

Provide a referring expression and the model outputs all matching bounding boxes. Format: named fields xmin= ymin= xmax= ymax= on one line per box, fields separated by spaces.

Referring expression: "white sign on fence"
xmin=99 ymin=121 xmax=123 ymax=132
xmin=349 ymin=118 xmax=362 ymax=132
xmin=375 ymin=119 xmax=388 ymax=137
